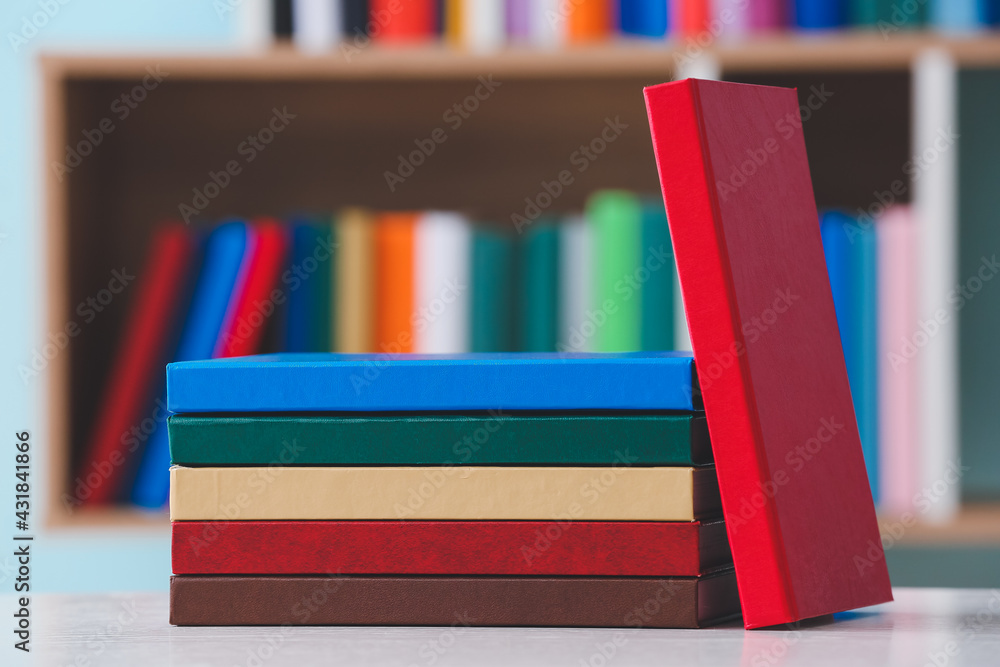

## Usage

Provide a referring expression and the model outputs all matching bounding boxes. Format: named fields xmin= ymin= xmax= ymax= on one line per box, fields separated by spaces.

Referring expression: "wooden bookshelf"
xmin=40 ymin=35 xmax=1000 ymax=532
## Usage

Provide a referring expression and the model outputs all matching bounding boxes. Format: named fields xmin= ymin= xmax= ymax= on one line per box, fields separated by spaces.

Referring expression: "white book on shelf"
xmin=462 ymin=0 xmax=506 ymax=52
xmin=558 ymin=215 xmax=593 ymax=353
xmin=531 ymin=0 xmax=567 ymax=49
xmin=414 ymin=212 xmax=472 ymax=354
xmin=293 ymin=0 xmax=342 ymax=53
xmin=237 ymin=0 xmax=274 ymax=49
xmin=912 ymin=48 xmax=960 ymax=523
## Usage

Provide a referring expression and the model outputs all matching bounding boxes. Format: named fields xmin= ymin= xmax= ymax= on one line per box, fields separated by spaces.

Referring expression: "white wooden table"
xmin=5 ymin=588 xmax=1000 ymax=665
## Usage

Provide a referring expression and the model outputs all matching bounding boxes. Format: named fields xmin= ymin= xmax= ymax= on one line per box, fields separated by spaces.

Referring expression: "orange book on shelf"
xmin=568 ymin=0 xmax=611 ymax=42
xmin=676 ymin=0 xmax=709 ymax=36
xmin=374 ymin=212 xmax=417 ymax=353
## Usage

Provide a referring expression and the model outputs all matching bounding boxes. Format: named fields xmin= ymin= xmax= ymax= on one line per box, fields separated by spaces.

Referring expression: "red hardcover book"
xmin=172 ymin=520 xmax=732 ymax=576
xmin=371 ymin=0 xmax=436 ymax=41
xmin=78 ymin=225 xmax=195 ymax=504
xmin=644 ymin=79 xmax=892 ymax=628
xmin=216 ymin=219 xmax=288 ymax=358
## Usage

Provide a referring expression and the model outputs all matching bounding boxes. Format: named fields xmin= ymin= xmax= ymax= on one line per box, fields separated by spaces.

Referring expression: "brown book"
xmin=169 ymin=571 xmax=740 ymax=628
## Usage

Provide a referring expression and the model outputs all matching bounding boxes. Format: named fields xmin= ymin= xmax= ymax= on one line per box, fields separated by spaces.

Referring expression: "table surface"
xmin=5 ymin=587 xmax=1000 ymax=666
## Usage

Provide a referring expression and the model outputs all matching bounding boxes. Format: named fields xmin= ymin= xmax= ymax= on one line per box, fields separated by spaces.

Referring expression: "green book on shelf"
xmin=640 ymin=200 xmax=675 ymax=351
xmin=168 ymin=412 xmax=713 ymax=466
xmin=849 ymin=0 xmax=923 ymax=27
xmin=471 ymin=226 xmax=516 ymax=352
xmin=587 ymin=190 xmax=642 ymax=352
xmin=311 ymin=214 xmax=335 ymax=352
xmin=518 ymin=221 xmax=559 ymax=352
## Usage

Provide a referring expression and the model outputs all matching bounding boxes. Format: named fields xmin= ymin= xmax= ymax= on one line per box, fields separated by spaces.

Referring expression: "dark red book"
xmin=644 ymin=79 xmax=892 ymax=628
xmin=172 ymin=520 xmax=731 ymax=576
xmin=215 ymin=219 xmax=288 ymax=358
xmin=78 ymin=225 xmax=195 ymax=504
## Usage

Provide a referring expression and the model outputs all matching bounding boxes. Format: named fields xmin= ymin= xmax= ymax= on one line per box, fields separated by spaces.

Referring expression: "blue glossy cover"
xmin=131 ymin=221 xmax=248 ymax=508
xmin=620 ymin=0 xmax=668 ymax=37
xmin=167 ymin=351 xmax=699 ymax=412
xmin=821 ymin=211 xmax=878 ymax=501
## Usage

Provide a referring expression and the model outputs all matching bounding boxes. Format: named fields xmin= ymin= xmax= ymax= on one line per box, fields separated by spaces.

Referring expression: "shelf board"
xmin=879 ymin=504 xmax=1000 ymax=546
xmin=39 ymin=33 xmax=1000 ymax=81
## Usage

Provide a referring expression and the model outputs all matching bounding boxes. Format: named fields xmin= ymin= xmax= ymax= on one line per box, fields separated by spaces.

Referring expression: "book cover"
xmin=77 ymin=225 xmax=195 ymax=504
xmin=131 ymin=221 xmax=248 ymax=508
xmin=170 ymin=571 xmax=740 ymax=627
xmin=877 ymin=206 xmax=918 ymax=515
xmin=334 ymin=208 xmax=375 ymax=353
xmin=169 ymin=465 xmax=721 ymax=521
xmin=414 ymin=211 xmax=471 ymax=353
xmin=519 ymin=222 xmax=560 ymax=352
xmin=644 ymin=78 xmax=892 ymax=628
xmin=620 ymin=0 xmax=668 ymax=37
xmin=167 ymin=411 xmax=713 ymax=466
xmin=588 ymin=190 xmax=642 ymax=352
xmin=641 ymin=199 xmax=675 ymax=351
xmin=167 ymin=351 xmax=699 ymax=412
xmin=172 ymin=519 xmax=731 ymax=576
xmin=470 ymin=226 xmax=516 ymax=352
xmin=216 ymin=219 xmax=289 ymax=358
xmin=374 ymin=212 xmax=417 ymax=353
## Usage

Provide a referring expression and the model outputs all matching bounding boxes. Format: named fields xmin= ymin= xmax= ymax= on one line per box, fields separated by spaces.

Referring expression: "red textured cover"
xmin=216 ymin=220 xmax=288 ymax=358
xmin=79 ymin=225 xmax=194 ymax=504
xmin=172 ymin=520 xmax=730 ymax=576
xmin=371 ymin=0 xmax=436 ymax=41
xmin=644 ymin=79 xmax=892 ymax=628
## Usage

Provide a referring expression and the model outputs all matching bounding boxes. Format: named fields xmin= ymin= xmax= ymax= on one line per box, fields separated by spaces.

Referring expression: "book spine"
xmin=530 ymin=0 xmax=566 ymax=46
xmin=640 ymin=200 xmax=675 ymax=351
xmin=748 ymin=0 xmax=784 ymax=29
xmin=371 ymin=0 xmax=436 ymax=40
xmin=558 ymin=215 xmax=594 ymax=352
xmin=877 ymin=206 xmax=918 ymax=515
xmin=588 ymin=190 xmax=642 ymax=352
xmin=620 ymin=0 xmax=668 ymax=37
xmin=673 ymin=0 xmax=709 ymax=35
xmin=335 ymin=209 xmax=375 ymax=353
xmin=644 ymin=80 xmax=794 ymax=626
xmin=292 ymin=0 xmax=341 ymax=52
xmin=854 ymin=214 xmax=880 ymax=502
xmin=505 ymin=0 xmax=533 ymax=39
xmin=795 ymin=0 xmax=844 ymax=29
xmin=461 ymin=0 xmax=506 ymax=51
xmin=471 ymin=227 xmax=516 ymax=352
xmin=343 ymin=0 xmax=369 ymax=36
xmin=519 ymin=222 xmax=560 ymax=351
xmin=374 ymin=213 xmax=417 ymax=353
xmin=913 ymin=49 xmax=960 ymax=522
xmin=568 ymin=0 xmax=611 ymax=41
xmin=414 ymin=212 xmax=471 ymax=353
xmin=929 ymin=0 xmax=983 ymax=30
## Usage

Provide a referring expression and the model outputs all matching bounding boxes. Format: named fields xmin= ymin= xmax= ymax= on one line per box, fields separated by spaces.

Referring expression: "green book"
xmin=587 ymin=190 xmax=642 ymax=352
xmin=640 ymin=200 xmax=675 ymax=351
xmin=519 ymin=221 xmax=559 ymax=352
xmin=310 ymin=215 xmax=335 ymax=352
xmin=849 ymin=0 xmax=923 ymax=27
xmin=168 ymin=412 xmax=712 ymax=466
xmin=471 ymin=226 xmax=516 ymax=352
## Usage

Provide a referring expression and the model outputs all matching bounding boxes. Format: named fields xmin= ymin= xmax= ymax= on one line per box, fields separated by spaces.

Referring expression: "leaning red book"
xmin=644 ymin=79 xmax=892 ymax=628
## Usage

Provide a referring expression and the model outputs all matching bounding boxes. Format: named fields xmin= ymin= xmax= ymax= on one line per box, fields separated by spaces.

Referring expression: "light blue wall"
xmin=0 ymin=1 xmax=243 ymax=592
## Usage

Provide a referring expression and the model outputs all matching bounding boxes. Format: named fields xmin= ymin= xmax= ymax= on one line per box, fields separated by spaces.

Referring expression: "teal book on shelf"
xmin=470 ymin=226 xmax=516 ymax=352
xmin=640 ymin=200 xmax=675 ymax=351
xmin=518 ymin=222 xmax=560 ymax=352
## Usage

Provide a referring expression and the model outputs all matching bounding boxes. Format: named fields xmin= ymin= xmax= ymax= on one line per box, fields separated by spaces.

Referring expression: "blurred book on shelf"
xmin=267 ymin=0 xmax=1000 ymax=52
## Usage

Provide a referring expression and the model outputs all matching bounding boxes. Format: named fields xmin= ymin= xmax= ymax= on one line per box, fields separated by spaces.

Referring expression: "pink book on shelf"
xmin=506 ymin=0 xmax=532 ymax=39
xmin=877 ymin=205 xmax=919 ymax=516
xmin=749 ymin=0 xmax=784 ymax=30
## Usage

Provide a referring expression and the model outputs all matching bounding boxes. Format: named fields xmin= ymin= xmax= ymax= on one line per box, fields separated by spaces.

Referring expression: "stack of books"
xmin=168 ymin=352 xmax=741 ymax=627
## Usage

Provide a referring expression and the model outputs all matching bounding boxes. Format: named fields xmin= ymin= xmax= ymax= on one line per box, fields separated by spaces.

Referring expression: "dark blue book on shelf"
xmin=166 ymin=351 xmax=700 ymax=412
xmin=820 ymin=211 xmax=878 ymax=501
xmin=620 ymin=0 xmax=669 ymax=37
xmin=794 ymin=0 xmax=845 ymax=29
xmin=131 ymin=221 xmax=248 ymax=508
xmin=285 ymin=219 xmax=333 ymax=353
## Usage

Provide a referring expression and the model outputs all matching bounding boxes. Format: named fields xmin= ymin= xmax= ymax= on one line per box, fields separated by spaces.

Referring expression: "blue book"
xmin=929 ymin=0 xmax=986 ymax=29
xmin=795 ymin=0 xmax=844 ymax=29
xmin=820 ymin=211 xmax=878 ymax=501
xmin=167 ymin=351 xmax=699 ymax=412
xmin=131 ymin=221 xmax=248 ymax=508
xmin=620 ymin=0 xmax=668 ymax=38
